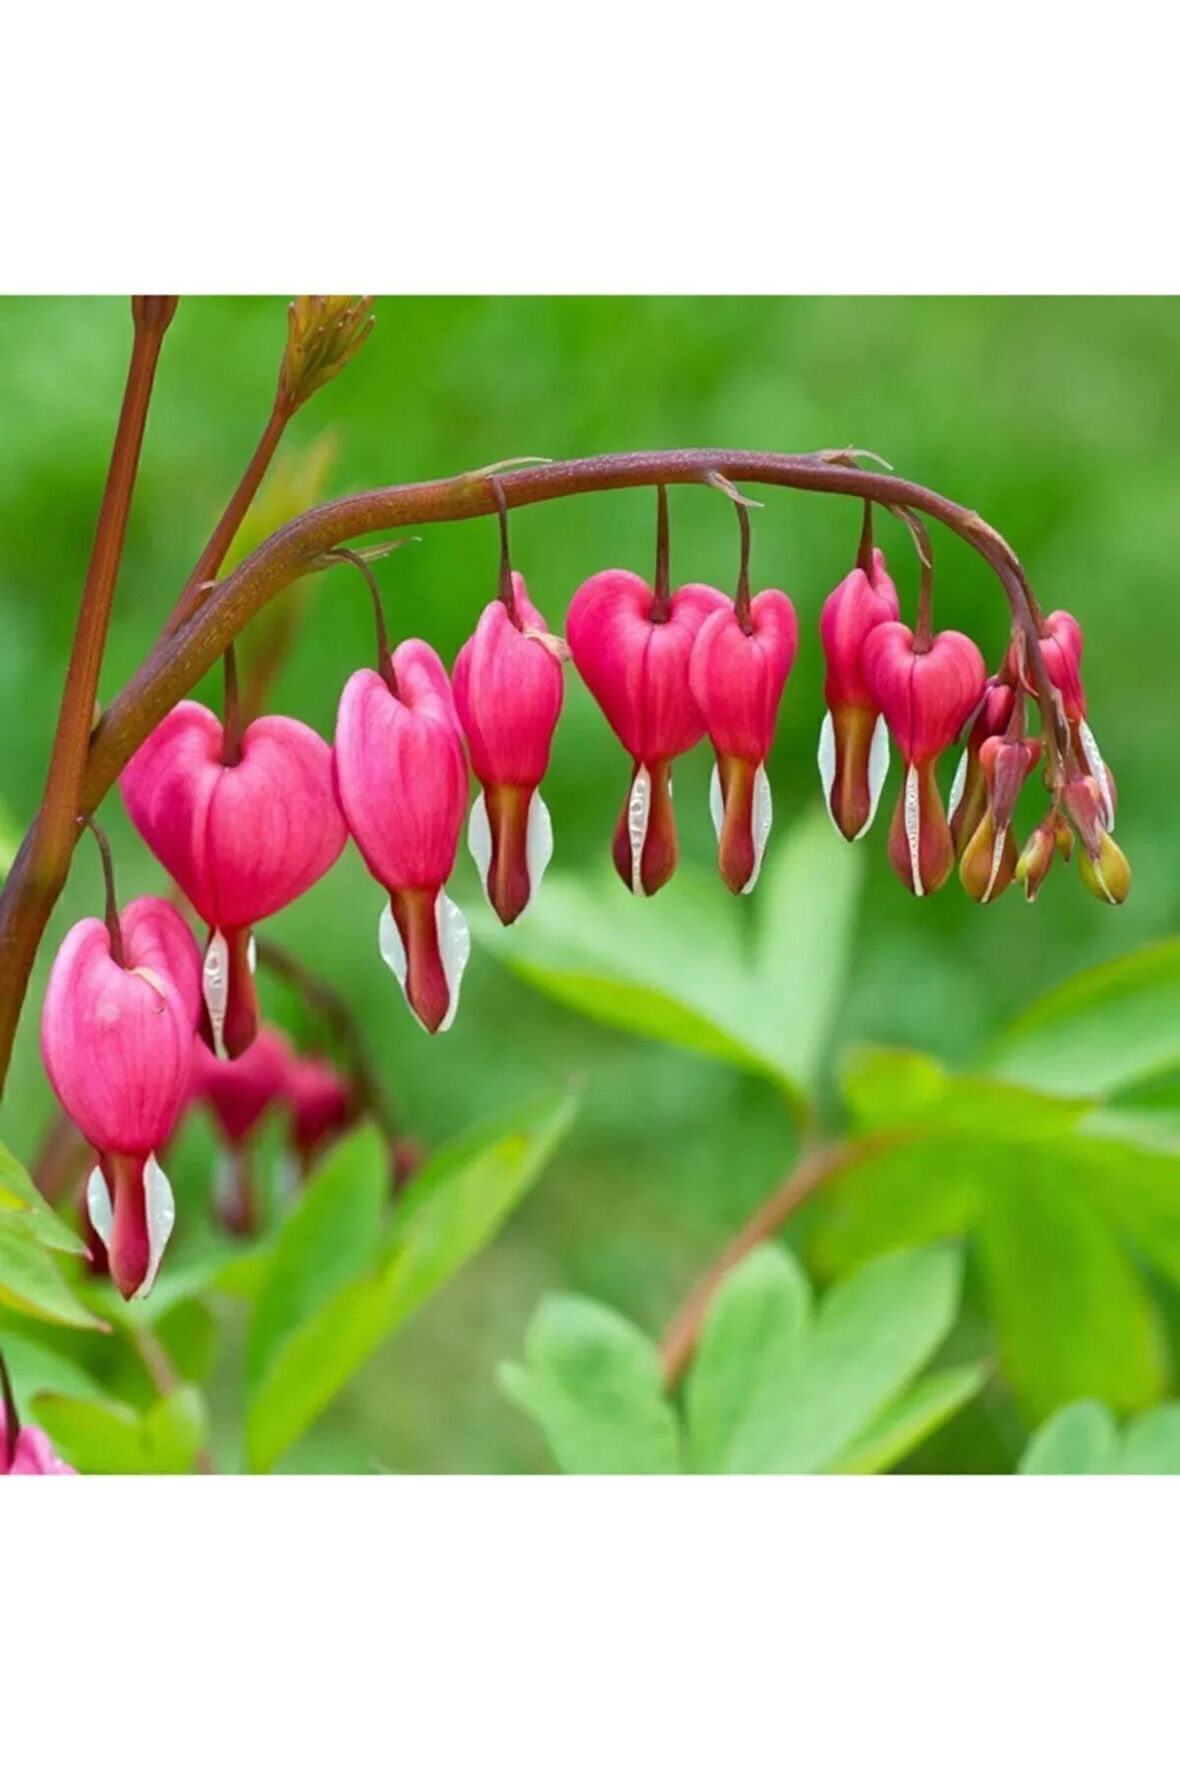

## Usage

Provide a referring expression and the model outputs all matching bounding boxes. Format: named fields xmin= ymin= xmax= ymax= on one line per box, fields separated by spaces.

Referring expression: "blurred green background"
xmin=1 ymin=296 xmax=1176 ymax=1471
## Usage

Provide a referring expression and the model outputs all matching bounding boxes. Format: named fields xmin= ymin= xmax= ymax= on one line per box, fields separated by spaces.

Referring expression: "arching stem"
xmin=78 ymin=815 xmax=124 ymax=967
xmin=326 ymin=547 xmax=398 ymax=694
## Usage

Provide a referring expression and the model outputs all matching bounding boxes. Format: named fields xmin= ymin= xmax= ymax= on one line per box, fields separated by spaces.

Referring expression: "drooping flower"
xmin=1015 ymin=809 xmax=1074 ymax=903
xmin=41 ymin=897 xmax=201 ymax=1300
xmin=958 ymin=732 xmax=1042 ymax=905
xmin=1064 ymin=771 xmax=1132 ymax=906
xmin=453 ymin=572 xmax=566 ymax=924
xmin=860 ymin=622 xmax=987 ymax=897
xmin=566 ymin=570 xmax=727 ymax=895
xmin=1011 ymin=611 xmax=1116 ymax=829
xmin=187 ymin=1025 xmax=292 ymax=1234
xmin=688 ymin=589 xmax=798 ymax=893
xmin=817 ymin=549 xmax=900 ymax=841
xmin=120 ymin=703 xmax=346 ymax=1061
xmin=334 ymin=639 xmax=471 ymax=1033
xmin=287 ymin=1053 xmax=357 ymax=1175
xmin=947 ymin=675 xmax=1017 ymax=856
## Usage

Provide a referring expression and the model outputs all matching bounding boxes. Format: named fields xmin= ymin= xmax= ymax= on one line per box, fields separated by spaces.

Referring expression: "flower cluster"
xmin=38 ymin=507 xmax=1127 ymax=1303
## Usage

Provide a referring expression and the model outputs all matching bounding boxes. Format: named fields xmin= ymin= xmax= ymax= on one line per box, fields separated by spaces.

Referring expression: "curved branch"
xmin=0 ymin=446 xmax=1051 ymax=1093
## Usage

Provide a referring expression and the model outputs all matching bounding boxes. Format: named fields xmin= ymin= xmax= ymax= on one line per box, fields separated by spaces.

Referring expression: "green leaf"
xmin=245 ymin=1089 xmax=577 ymax=1472
xmin=684 ymin=1244 xmax=812 ymax=1474
xmin=841 ymin=1047 xmax=1087 ymax=1140
xmin=247 ymin=1125 xmax=387 ymax=1393
xmin=1113 ymin=1404 xmax=1180 ymax=1474
xmin=0 ymin=1329 xmax=109 ymax=1411
xmin=808 ymin=1136 xmax=979 ymax=1277
xmin=977 ymin=1165 xmax=1167 ymax=1423
xmin=828 ymin=1363 xmax=989 ymax=1474
xmin=986 ymin=937 xmax=1180 ymax=1099
xmin=692 ymin=1244 xmax=962 ymax=1474
xmin=499 ymin=1294 xmax=680 ymax=1474
xmin=0 ymin=1218 xmax=107 ymax=1331
xmin=472 ymin=822 xmax=859 ymax=1107
xmin=1018 ymin=1400 xmax=1120 ymax=1474
xmin=32 ymin=1386 xmax=207 ymax=1474
xmin=0 ymin=1139 xmax=85 ymax=1255
xmin=753 ymin=806 xmax=863 ymax=1093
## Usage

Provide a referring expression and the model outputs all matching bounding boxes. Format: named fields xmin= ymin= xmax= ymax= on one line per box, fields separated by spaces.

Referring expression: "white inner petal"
xmin=523 ymin=790 xmax=555 ymax=914
xmin=378 ymin=901 xmax=408 ymax=990
xmin=467 ymin=792 xmax=493 ymax=892
xmin=86 ymin=1165 xmax=113 ymax=1252
xmin=904 ymin=764 xmax=924 ymax=897
xmin=741 ymin=765 xmax=774 ymax=896
xmin=817 ymin=712 xmax=837 ymax=828
xmin=708 ymin=762 xmax=724 ymax=842
xmin=202 ymin=929 xmax=230 ymax=1061
xmin=247 ymin=934 xmax=258 ymax=976
xmin=947 ymin=747 xmax=969 ymax=823
xmin=864 ymin=713 xmax=891 ymax=838
xmin=627 ymin=765 xmax=652 ymax=896
xmin=435 ymin=891 xmax=471 ymax=1033
xmin=1079 ymin=720 xmax=1115 ymax=830
xmin=137 ymin=1153 xmax=175 ymax=1300
xmin=982 ymin=827 xmax=1007 ymax=904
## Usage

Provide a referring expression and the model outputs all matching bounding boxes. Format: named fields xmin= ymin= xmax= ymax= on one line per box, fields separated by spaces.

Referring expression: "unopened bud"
xmin=1079 ymin=829 xmax=1132 ymax=905
xmin=1015 ymin=819 xmax=1057 ymax=902
xmin=279 ymin=296 xmax=374 ymax=413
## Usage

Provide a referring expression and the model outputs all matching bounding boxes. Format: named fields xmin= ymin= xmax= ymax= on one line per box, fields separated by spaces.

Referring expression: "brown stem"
xmin=126 ymin=1319 xmax=216 ymax=1475
xmin=659 ymin=1132 xmax=903 ymax=1388
xmin=0 ymin=447 xmax=1052 ymax=1092
xmin=160 ymin=397 xmax=291 ymax=641
xmin=652 ymin=482 xmax=670 ymax=616
xmin=253 ymin=936 xmax=401 ymax=1146
xmin=856 ymin=498 xmax=874 ymax=573
xmin=733 ymin=497 xmax=753 ymax=633
xmin=489 ymin=477 xmax=518 ymax=621
xmin=77 ymin=816 xmax=124 ymax=965
xmin=9 ymin=298 xmax=173 ymax=1019
xmin=221 ymin=643 xmax=244 ymax=765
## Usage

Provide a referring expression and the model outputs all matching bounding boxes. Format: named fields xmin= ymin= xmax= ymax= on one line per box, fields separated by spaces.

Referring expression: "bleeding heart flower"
xmin=688 ymin=589 xmax=798 ymax=893
xmin=959 ymin=732 xmax=1042 ymax=905
xmin=120 ymin=703 xmax=346 ymax=1061
xmin=334 ymin=639 xmax=470 ymax=1033
xmin=860 ymin=622 xmax=986 ymax=897
xmin=187 ymin=1025 xmax=292 ymax=1235
xmin=817 ymin=549 xmax=900 ymax=841
xmin=566 ymin=570 xmax=727 ymax=895
xmin=40 ymin=897 xmax=201 ymax=1299
xmin=1015 ymin=809 xmax=1073 ymax=903
xmin=286 ymin=1054 xmax=357 ymax=1174
xmin=453 ymin=572 xmax=566 ymax=925
xmin=947 ymin=676 xmax=1017 ymax=856
xmin=1011 ymin=611 xmax=1115 ymax=830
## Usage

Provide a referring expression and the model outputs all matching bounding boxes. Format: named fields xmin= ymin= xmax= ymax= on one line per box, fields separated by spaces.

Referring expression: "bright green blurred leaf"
xmin=0 ymin=1219 xmax=107 ymax=1331
xmin=841 ymin=1047 xmax=1087 ymax=1140
xmin=986 ymin=938 xmax=1180 ymax=1099
xmin=691 ymin=1244 xmax=961 ymax=1474
xmin=808 ymin=1136 xmax=979 ymax=1277
xmin=245 ymin=1089 xmax=577 ymax=1471
xmin=828 ymin=1363 xmax=988 ymax=1474
xmin=499 ymin=1294 xmax=680 ymax=1474
xmin=1112 ymin=1404 xmax=1180 ymax=1474
xmin=751 ymin=806 xmax=863 ymax=1094
xmin=685 ymin=1244 xmax=812 ymax=1474
xmin=0 ymin=1139 xmax=85 ymax=1255
xmin=1018 ymin=1400 xmax=1120 ymax=1474
xmin=0 ymin=1329 xmax=109 ymax=1411
xmin=247 ymin=1125 xmax=387 ymax=1392
xmin=978 ymin=1166 xmax=1167 ymax=1423
xmin=33 ymin=1385 xmax=207 ymax=1474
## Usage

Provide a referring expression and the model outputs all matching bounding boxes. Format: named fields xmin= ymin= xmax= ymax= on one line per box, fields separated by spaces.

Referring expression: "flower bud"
xmin=40 ymin=899 xmax=201 ymax=1299
xmin=1015 ymin=809 xmax=1072 ymax=903
xmin=0 ymin=1395 xmax=74 ymax=1476
xmin=948 ymin=677 xmax=1016 ymax=856
xmin=188 ymin=1026 xmax=292 ymax=1235
xmin=121 ymin=703 xmax=346 ymax=1061
xmin=453 ymin=573 xmax=566 ymax=925
xmin=817 ymin=549 xmax=899 ymax=840
xmin=1079 ymin=829 xmax=1132 ymax=905
xmin=958 ymin=733 xmax=1041 ymax=904
xmin=688 ymin=590 xmax=798 ymax=893
xmin=1012 ymin=611 xmax=1116 ymax=829
xmin=334 ymin=640 xmax=471 ymax=1033
xmin=566 ymin=571 xmax=727 ymax=895
xmin=860 ymin=623 xmax=986 ymax=896
xmin=287 ymin=1054 xmax=357 ymax=1175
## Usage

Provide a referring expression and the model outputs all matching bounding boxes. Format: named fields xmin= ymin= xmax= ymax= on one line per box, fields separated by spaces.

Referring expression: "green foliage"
xmin=499 ymin=1296 xmax=680 ymax=1474
xmin=244 ymin=1090 xmax=577 ymax=1471
xmin=474 ymin=809 xmax=861 ymax=1110
xmin=33 ymin=1386 xmax=208 ymax=1474
xmin=502 ymin=1244 xmax=973 ymax=1475
xmin=1019 ymin=1399 xmax=1180 ymax=1474
xmin=0 ymin=1139 xmax=101 ymax=1331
